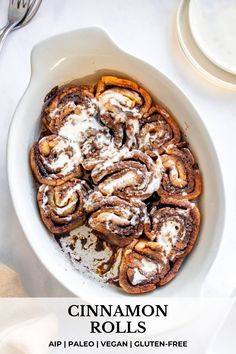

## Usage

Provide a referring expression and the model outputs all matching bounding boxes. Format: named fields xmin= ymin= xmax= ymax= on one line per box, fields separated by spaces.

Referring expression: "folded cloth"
xmin=0 ymin=265 xmax=58 ymax=353
xmin=0 ymin=265 xmax=26 ymax=297
xmin=0 ymin=314 xmax=58 ymax=354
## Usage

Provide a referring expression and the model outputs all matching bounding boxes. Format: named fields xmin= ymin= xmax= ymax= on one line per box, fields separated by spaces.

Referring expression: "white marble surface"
xmin=0 ymin=0 xmax=235 ymax=297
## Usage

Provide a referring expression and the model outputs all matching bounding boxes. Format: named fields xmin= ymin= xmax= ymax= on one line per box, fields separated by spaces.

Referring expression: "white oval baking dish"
xmin=7 ymin=27 xmax=225 ymax=301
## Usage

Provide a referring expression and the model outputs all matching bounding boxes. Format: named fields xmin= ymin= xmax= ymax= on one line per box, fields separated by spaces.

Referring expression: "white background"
xmin=0 ymin=0 xmax=235 ymax=296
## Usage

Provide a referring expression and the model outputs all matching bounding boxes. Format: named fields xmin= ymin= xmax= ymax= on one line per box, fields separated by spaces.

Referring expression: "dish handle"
xmin=30 ymin=26 xmax=121 ymax=74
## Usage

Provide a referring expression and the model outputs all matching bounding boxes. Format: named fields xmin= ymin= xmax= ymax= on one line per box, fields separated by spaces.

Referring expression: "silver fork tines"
xmin=0 ymin=0 xmax=33 ymax=52
xmin=14 ymin=0 xmax=42 ymax=30
xmin=8 ymin=0 xmax=30 ymax=23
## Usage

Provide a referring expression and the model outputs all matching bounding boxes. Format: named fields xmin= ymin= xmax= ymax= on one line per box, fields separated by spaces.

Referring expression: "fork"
xmin=14 ymin=0 xmax=42 ymax=30
xmin=0 ymin=0 xmax=30 ymax=52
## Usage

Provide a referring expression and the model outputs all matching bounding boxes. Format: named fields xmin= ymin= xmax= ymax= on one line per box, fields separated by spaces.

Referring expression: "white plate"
xmin=7 ymin=27 xmax=225 ymax=302
xmin=189 ymin=0 xmax=236 ymax=75
xmin=177 ymin=0 xmax=236 ymax=90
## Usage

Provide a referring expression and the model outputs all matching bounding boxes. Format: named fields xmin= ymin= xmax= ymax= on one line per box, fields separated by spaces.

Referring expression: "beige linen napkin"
xmin=0 ymin=265 xmax=26 ymax=297
xmin=0 ymin=265 xmax=58 ymax=353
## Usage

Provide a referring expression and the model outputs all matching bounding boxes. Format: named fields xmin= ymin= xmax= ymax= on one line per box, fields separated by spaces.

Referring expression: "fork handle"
xmin=0 ymin=23 xmax=16 ymax=52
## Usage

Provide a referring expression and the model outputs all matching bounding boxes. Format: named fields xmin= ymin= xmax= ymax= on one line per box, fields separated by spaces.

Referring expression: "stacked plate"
xmin=177 ymin=0 xmax=236 ymax=89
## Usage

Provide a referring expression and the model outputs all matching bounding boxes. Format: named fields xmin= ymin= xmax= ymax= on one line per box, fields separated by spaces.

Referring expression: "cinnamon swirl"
xmin=30 ymin=135 xmax=82 ymax=186
xmin=80 ymin=127 xmax=119 ymax=171
xmin=158 ymin=145 xmax=202 ymax=200
xmin=85 ymin=192 xmax=148 ymax=247
xmin=96 ymin=76 xmax=152 ymax=148
xmin=119 ymin=239 xmax=183 ymax=294
xmin=138 ymin=104 xmax=181 ymax=157
xmin=37 ymin=178 xmax=91 ymax=234
xmin=42 ymin=85 xmax=98 ymax=136
xmin=145 ymin=198 xmax=200 ymax=261
xmin=91 ymin=150 xmax=163 ymax=201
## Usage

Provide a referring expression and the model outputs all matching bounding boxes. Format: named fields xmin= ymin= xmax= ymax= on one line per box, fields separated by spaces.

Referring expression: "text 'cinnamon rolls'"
xmin=30 ymin=74 xmax=202 ymax=295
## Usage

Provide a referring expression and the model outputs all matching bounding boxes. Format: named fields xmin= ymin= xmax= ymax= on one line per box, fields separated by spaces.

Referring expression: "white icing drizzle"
xmin=100 ymin=170 xmax=140 ymax=195
xmin=56 ymin=183 xmax=82 ymax=205
xmin=41 ymin=182 xmax=82 ymax=215
xmin=130 ymin=118 xmax=140 ymax=135
xmin=131 ymin=258 xmax=158 ymax=286
xmin=163 ymin=159 xmax=186 ymax=188
xmin=98 ymin=89 xmax=142 ymax=120
xmin=95 ymin=212 xmax=130 ymax=226
xmin=93 ymin=150 xmax=163 ymax=198
xmin=59 ymin=112 xmax=101 ymax=142
xmin=156 ymin=218 xmax=186 ymax=258
xmin=60 ymin=225 xmax=122 ymax=282
xmin=145 ymin=157 xmax=163 ymax=194
xmin=40 ymin=137 xmax=82 ymax=176
xmin=91 ymin=146 xmax=129 ymax=178
xmin=139 ymin=131 xmax=154 ymax=148
xmin=126 ymin=118 xmax=140 ymax=148
xmin=81 ymin=130 xmax=111 ymax=156
xmin=54 ymin=203 xmax=76 ymax=215
xmin=139 ymin=120 xmax=172 ymax=148
xmin=40 ymin=185 xmax=49 ymax=210
xmin=131 ymin=258 xmax=161 ymax=286
xmin=141 ymin=258 xmax=158 ymax=273
xmin=44 ymin=89 xmax=147 ymax=181
xmin=131 ymin=268 xmax=148 ymax=286
xmin=89 ymin=204 xmax=141 ymax=228
xmin=85 ymin=192 xmax=145 ymax=233
xmin=49 ymin=101 xmax=76 ymax=119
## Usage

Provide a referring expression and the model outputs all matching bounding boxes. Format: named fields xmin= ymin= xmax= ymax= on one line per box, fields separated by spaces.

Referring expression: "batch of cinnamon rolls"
xmin=30 ymin=75 xmax=202 ymax=294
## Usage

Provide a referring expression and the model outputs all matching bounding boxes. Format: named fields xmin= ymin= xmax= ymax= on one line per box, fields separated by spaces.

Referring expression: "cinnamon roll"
xmin=91 ymin=150 xmax=163 ymax=201
xmin=37 ymin=178 xmax=91 ymax=234
xmin=30 ymin=135 xmax=82 ymax=186
xmin=96 ymin=76 xmax=152 ymax=148
xmin=145 ymin=198 xmax=200 ymax=261
xmin=138 ymin=104 xmax=181 ymax=157
xmin=42 ymin=84 xmax=98 ymax=136
xmin=80 ymin=127 xmax=119 ymax=171
xmin=85 ymin=192 xmax=148 ymax=247
xmin=119 ymin=238 xmax=183 ymax=294
xmin=158 ymin=145 xmax=202 ymax=200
